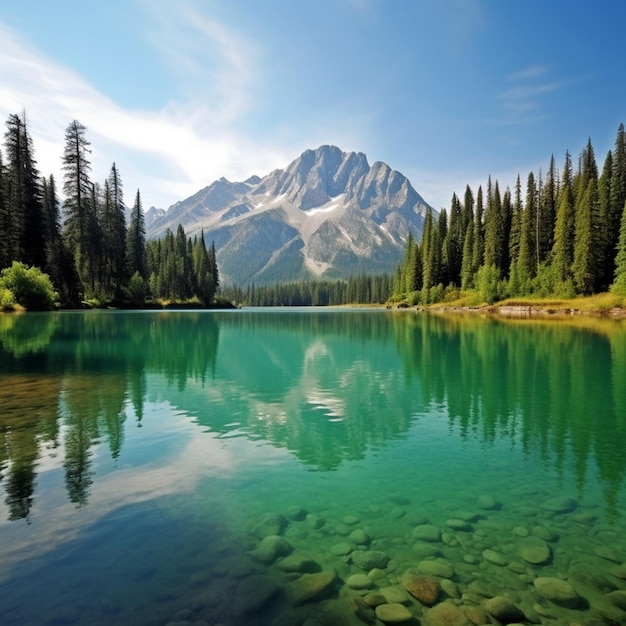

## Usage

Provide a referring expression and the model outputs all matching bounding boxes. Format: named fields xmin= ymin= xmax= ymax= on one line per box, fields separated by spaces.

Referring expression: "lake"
xmin=0 ymin=309 xmax=625 ymax=625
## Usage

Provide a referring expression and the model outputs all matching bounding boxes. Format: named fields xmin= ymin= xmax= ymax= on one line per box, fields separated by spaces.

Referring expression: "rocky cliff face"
xmin=146 ymin=145 xmax=433 ymax=285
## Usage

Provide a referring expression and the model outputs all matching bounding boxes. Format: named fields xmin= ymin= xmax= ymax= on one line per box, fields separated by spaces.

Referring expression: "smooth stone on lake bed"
xmin=540 ymin=496 xmax=577 ymax=514
xmin=533 ymin=576 xmax=579 ymax=608
xmin=482 ymin=549 xmax=507 ymax=566
xmin=347 ymin=573 xmax=374 ymax=590
xmin=349 ymin=529 xmax=371 ymax=544
xmin=477 ymin=495 xmax=500 ymax=510
xmin=330 ymin=542 xmax=353 ymax=556
xmin=417 ymin=558 xmax=455 ymax=578
xmin=351 ymin=550 xmax=389 ymax=570
xmin=375 ymin=602 xmax=413 ymax=623
xmin=287 ymin=570 xmax=337 ymax=605
xmin=484 ymin=595 xmax=525 ymax=622
xmin=401 ymin=569 xmax=441 ymax=605
xmin=423 ymin=601 xmax=471 ymax=626
xmin=413 ymin=524 xmax=441 ymax=542
xmin=247 ymin=534 xmax=292 ymax=564
xmin=519 ymin=536 xmax=551 ymax=565
xmin=446 ymin=518 xmax=473 ymax=532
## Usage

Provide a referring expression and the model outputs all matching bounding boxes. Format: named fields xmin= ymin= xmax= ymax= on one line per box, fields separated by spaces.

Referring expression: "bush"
xmin=0 ymin=286 xmax=16 ymax=310
xmin=0 ymin=262 xmax=58 ymax=311
xmin=126 ymin=271 xmax=148 ymax=306
xmin=475 ymin=264 xmax=503 ymax=304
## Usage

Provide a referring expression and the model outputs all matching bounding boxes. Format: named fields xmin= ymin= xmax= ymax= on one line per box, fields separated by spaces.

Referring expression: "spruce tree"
xmin=551 ymin=151 xmax=575 ymax=285
xmin=509 ymin=175 xmax=523 ymax=266
xmin=572 ymin=177 xmax=601 ymax=294
xmin=518 ymin=171 xmax=538 ymax=282
xmin=3 ymin=112 xmax=45 ymax=269
xmin=471 ymin=185 xmax=484 ymax=274
xmin=126 ymin=189 xmax=147 ymax=279
xmin=539 ymin=155 xmax=558 ymax=262
xmin=613 ymin=201 xmax=626 ymax=294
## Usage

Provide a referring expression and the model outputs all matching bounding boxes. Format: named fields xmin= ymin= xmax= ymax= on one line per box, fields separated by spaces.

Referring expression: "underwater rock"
xmin=446 ymin=518 xmax=473 ymax=532
xmin=417 ymin=559 xmax=455 ymax=578
xmin=287 ymin=570 xmax=337 ymax=605
xmin=363 ymin=592 xmax=387 ymax=607
xmin=343 ymin=515 xmax=360 ymax=525
xmin=413 ymin=524 xmax=442 ymax=543
xmin=532 ymin=525 xmax=559 ymax=542
xmin=476 ymin=495 xmax=501 ymax=510
xmin=540 ymin=496 xmax=577 ymax=514
xmin=607 ymin=589 xmax=626 ymax=611
xmin=423 ymin=601 xmax=471 ymax=626
xmin=248 ymin=535 xmax=292 ymax=564
xmin=330 ymin=542 xmax=353 ymax=556
xmin=305 ymin=514 xmax=326 ymax=530
xmin=484 ymin=595 xmax=525 ymax=622
xmin=594 ymin=545 xmax=622 ymax=563
xmin=401 ymin=569 xmax=441 ymax=605
xmin=375 ymin=602 xmax=414 ymax=623
xmin=346 ymin=573 xmax=374 ymax=590
xmin=533 ymin=576 xmax=580 ymax=608
xmin=276 ymin=553 xmax=320 ymax=573
xmin=286 ymin=506 xmax=308 ymax=521
xmin=351 ymin=550 xmax=389 ymax=571
xmin=482 ymin=549 xmax=507 ymax=566
xmin=346 ymin=594 xmax=377 ymax=624
xmin=252 ymin=513 xmax=288 ymax=538
xmin=380 ymin=585 xmax=410 ymax=604
xmin=519 ymin=536 xmax=551 ymax=565
xmin=349 ymin=528 xmax=371 ymax=545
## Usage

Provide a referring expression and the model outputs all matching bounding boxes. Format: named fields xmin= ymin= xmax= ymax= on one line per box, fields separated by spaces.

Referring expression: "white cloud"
xmin=0 ymin=17 xmax=292 ymax=210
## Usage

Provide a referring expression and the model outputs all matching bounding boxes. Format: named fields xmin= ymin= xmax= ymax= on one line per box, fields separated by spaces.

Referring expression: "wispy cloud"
xmin=0 ymin=15 xmax=291 ymax=210
xmin=496 ymin=65 xmax=563 ymax=123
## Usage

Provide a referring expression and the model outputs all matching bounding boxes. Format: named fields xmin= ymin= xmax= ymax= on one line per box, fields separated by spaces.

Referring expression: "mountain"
xmin=146 ymin=145 xmax=433 ymax=285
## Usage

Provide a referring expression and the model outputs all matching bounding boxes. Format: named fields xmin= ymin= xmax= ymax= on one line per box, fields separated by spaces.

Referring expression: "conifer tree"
xmin=613 ymin=201 xmax=626 ymax=294
xmin=471 ymin=185 xmax=484 ymax=273
xmin=126 ymin=189 xmax=147 ymax=280
xmin=460 ymin=221 xmax=474 ymax=289
xmin=518 ymin=172 xmax=538 ymax=282
xmin=551 ymin=151 xmax=575 ymax=285
xmin=3 ymin=113 xmax=46 ymax=270
xmin=509 ymin=175 xmax=523 ymax=266
xmin=62 ymin=120 xmax=97 ymax=296
xmin=443 ymin=193 xmax=463 ymax=285
xmin=572 ymin=177 xmax=601 ymax=294
xmin=539 ymin=155 xmax=558 ymax=262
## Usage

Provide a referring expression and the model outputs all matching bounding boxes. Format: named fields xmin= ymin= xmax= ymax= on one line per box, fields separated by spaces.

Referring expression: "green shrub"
xmin=0 ymin=286 xmax=16 ymax=310
xmin=0 ymin=262 xmax=58 ymax=311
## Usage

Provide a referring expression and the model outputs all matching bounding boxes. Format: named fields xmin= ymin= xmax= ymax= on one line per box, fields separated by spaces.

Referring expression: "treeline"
xmin=393 ymin=124 xmax=626 ymax=304
xmin=223 ymin=273 xmax=392 ymax=306
xmin=0 ymin=112 xmax=219 ymax=308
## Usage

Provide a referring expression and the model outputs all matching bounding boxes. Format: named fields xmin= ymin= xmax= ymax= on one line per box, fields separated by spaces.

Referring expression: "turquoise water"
xmin=0 ymin=309 xmax=625 ymax=625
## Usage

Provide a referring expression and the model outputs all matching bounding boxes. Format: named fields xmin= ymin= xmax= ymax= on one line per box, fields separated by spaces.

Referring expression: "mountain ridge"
xmin=146 ymin=145 xmax=433 ymax=285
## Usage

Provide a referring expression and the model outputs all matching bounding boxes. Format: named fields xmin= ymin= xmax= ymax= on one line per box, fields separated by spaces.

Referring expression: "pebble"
xmin=363 ymin=592 xmax=387 ymax=607
xmin=477 ymin=495 xmax=500 ymax=510
xmin=276 ymin=554 xmax=319 ymax=573
xmin=532 ymin=525 xmax=559 ymax=542
xmin=423 ymin=601 xmax=471 ymax=626
xmin=285 ymin=506 xmax=308 ymax=521
xmin=351 ymin=550 xmax=389 ymax=571
xmin=533 ymin=576 xmax=579 ymax=608
xmin=346 ymin=573 xmax=374 ymax=590
xmin=287 ymin=570 xmax=337 ymax=605
xmin=519 ymin=536 xmax=551 ymax=565
xmin=482 ymin=549 xmax=507 ymax=566
xmin=540 ymin=496 xmax=577 ymax=514
xmin=484 ymin=596 xmax=525 ymax=622
xmin=595 ymin=545 xmax=622 ymax=563
xmin=380 ymin=585 xmax=409 ymax=604
xmin=349 ymin=528 xmax=371 ymax=545
xmin=375 ymin=603 xmax=413 ymax=623
xmin=343 ymin=515 xmax=360 ymax=526
xmin=608 ymin=590 xmax=626 ymax=611
xmin=252 ymin=513 xmax=288 ymax=538
xmin=247 ymin=535 xmax=292 ymax=564
xmin=401 ymin=570 xmax=441 ymax=605
xmin=512 ymin=526 xmax=529 ymax=538
xmin=446 ymin=518 xmax=473 ymax=532
xmin=306 ymin=514 xmax=325 ymax=530
xmin=330 ymin=542 xmax=352 ymax=556
xmin=413 ymin=524 xmax=441 ymax=543
xmin=417 ymin=559 xmax=455 ymax=578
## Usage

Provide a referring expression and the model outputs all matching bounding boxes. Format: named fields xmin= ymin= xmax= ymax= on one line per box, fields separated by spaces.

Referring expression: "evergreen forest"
xmin=392 ymin=125 xmax=626 ymax=305
xmin=0 ymin=113 xmax=219 ymax=310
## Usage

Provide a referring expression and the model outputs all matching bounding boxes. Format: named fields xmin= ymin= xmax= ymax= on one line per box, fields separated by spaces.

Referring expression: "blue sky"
xmin=1 ymin=0 xmax=625 ymax=212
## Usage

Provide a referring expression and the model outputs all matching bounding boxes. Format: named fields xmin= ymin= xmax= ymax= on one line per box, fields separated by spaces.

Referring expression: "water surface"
xmin=0 ymin=309 xmax=625 ymax=625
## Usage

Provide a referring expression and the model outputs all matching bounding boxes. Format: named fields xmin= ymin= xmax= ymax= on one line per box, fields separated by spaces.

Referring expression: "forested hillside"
xmin=393 ymin=125 xmax=626 ymax=304
xmin=0 ymin=113 xmax=219 ymax=309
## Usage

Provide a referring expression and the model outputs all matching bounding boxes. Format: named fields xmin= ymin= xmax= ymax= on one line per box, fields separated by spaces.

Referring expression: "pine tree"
xmin=3 ymin=112 xmax=45 ymax=269
xmin=460 ymin=220 xmax=475 ymax=289
xmin=471 ymin=185 xmax=484 ymax=274
xmin=483 ymin=178 xmax=505 ymax=273
xmin=572 ymin=177 xmax=601 ymax=294
xmin=106 ymin=163 xmax=127 ymax=299
xmin=613 ymin=201 xmax=626 ymax=294
xmin=443 ymin=193 xmax=463 ymax=285
xmin=551 ymin=151 xmax=575 ymax=285
xmin=509 ymin=175 xmax=523 ymax=265
xmin=607 ymin=124 xmax=626 ymax=285
xmin=539 ymin=155 xmax=558 ymax=262
xmin=518 ymin=171 xmax=538 ymax=282
xmin=126 ymin=189 xmax=147 ymax=279
xmin=62 ymin=120 xmax=96 ymax=296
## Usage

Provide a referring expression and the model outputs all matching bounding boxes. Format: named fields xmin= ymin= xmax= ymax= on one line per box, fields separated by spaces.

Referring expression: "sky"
xmin=1 ymin=0 xmax=625 ymax=212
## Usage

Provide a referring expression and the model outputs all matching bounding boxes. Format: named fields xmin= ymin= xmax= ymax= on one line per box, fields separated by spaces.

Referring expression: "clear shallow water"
xmin=0 ymin=309 xmax=625 ymax=625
